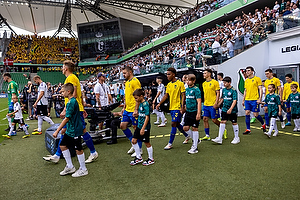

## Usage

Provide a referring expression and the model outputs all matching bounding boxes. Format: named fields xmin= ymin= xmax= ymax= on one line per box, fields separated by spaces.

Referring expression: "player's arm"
xmin=258 ymin=85 xmax=263 ymax=103
xmin=53 ymin=117 xmax=70 ymax=138
xmin=196 ymin=98 xmax=202 ymax=121
xmin=278 ymin=97 xmax=282 ymax=116
xmin=213 ymin=90 xmax=220 ymax=109
xmin=218 ymin=97 xmax=224 ymax=107
xmin=242 ymin=88 xmax=247 ymax=106
xmin=140 ymin=115 xmax=150 ymax=136
xmin=227 ymin=100 xmax=237 ymax=114
xmin=34 ymin=90 xmax=44 ymax=107
xmin=181 ymin=92 xmax=186 ymax=113
xmin=278 ymin=84 xmax=283 ymax=102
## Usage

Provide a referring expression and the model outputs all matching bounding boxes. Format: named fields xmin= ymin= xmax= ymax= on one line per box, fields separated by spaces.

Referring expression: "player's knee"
xmin=245 ymin=110 xmax=251 ymax=115
xmin=203 ymin=117 xmax=208 ymax=122
xmin=60 ymin=145 xmax=67 ymax=151
xmin=183 ymin=126 xmax=189 ymax=132
xmin=171 ymin=122 xmax=177 ymax=127
xmin=76 ymin=150 xmax=83 ymax=155
xmin=144 ymin=142 xmax=151 ymax=148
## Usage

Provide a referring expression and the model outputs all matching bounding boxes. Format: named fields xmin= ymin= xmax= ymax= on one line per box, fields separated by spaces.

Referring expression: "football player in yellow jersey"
xmin=264 ymin=69 xmax=283 ymax=128
xmin=283 ymin=74 xmax=300 ymax=126
xmin=201 ymin=68 xmax=223 ymax=141
xmin=43 ymin=60 xmax=98 ymax=164
xmin=242 ymin=66 xmax=266 ymax=135
xmin=120 ymin=66 xmax=143 ymax=156
xmin=156 ymin=67 xmax=189 ymax=150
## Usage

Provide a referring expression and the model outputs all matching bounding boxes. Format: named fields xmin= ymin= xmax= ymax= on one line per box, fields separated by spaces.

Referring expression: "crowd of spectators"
xmin=5 ymin=35 xmax=79 ymax=64
xmin=122 ymin=0 xmax=236 ymax=56
xmin=107 ymin=0 xmax=300 ymax=80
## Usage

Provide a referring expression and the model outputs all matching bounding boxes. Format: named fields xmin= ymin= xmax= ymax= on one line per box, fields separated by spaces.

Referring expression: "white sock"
xmin=153 ymin=109 xmax=159 ymax=122
xmin=218 ymin=123 xmax=226 ymax=139
xmin=38 ymin=116 xmax=43 ymax=132
xmin=147 ymin=146 xmax=153 ymax=160
xmin=133 ymin=143 xmax=141 ymax=159
xmin=185 ymin=129 xmax=192 ymax=138
xmin=8 ymin=125 xmax=14 ymax=136
xmin=192 ymin=131 xmax=199 ymax=148
xmin=294 ymin=119 xmax=299 ymax=129
xmin=274 ymin=121 xmax=278 ymax=132
xmin=41 ymin=116 xmax=54 ymax=125
xmin=232 ymin=124 xmax=239 ymax=138
xmin=77 ymin=153 xmax=87 ymax=171
xmin=22 ymin=125 xmax=29 ymax=135
xmin=62 ymin=149 xmax=74 ymax=169
xmin=7 ymin=116 xmax=12 ymax=127
xmin=296 ymin=119 xmax=300 ymax=129
xmin=159 ymin=112 xmax=166 ymax=124
xmin=268 ymin=118 xmax=276 ymax=134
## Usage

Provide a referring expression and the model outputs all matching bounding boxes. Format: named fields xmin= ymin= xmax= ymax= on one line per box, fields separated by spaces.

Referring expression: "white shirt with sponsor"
xmin=37 ymin=82 xmax=48 ymax=106
xmin=14 ymin=102 xmax=23 ymax=119
xmin=157 ymin=83 xmax=165 ymax=103
xmin=94 ymin=81 xmax=110 ymax=107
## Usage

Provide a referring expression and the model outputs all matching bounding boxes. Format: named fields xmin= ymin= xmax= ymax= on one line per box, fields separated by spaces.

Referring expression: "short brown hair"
xmin=63 ymin=83 xmax=75 ymax=94
xmin=3 ymin=72 xmax=11 ymax=78
xmin=123 ymin=66 xmax=133 ymax=73
xmin=33 ymin=75 xmax=41 ymax=80
xmin=63 ymin=60 xmax=75 ymax=72
xmin=133 ymin=88 xmax=144 ymax=96
xmin=188 ymin=74 xmax=196 ymax=81
xmin=204 ymin=68 xmax=213 ymax=74
xmin=291 ymin=84 xmax=298 ymax=89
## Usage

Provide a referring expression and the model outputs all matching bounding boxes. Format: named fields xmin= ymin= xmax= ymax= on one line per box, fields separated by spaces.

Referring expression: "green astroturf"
xmin=0 ymin=98 xmax=300 ymax=200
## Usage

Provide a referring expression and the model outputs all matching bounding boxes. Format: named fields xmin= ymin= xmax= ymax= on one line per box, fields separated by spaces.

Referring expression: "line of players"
xmin=3 ymin=64 xmax=300 ymax=169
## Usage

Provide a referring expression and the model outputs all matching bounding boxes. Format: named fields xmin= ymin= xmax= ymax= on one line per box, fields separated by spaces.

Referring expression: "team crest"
xmin=228 ymin=92 xmax=231 ymax=96
xmin=296 ymin=96 xmax=299 ymax=99
xmin=271 ymin=97 xmax=274 ymax=100
xmin=174 ymin=85 xmax=177 ymax=89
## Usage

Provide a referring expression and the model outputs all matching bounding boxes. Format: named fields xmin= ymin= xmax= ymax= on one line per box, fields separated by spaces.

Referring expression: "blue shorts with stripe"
xmin=202 ymin=105 xmax=219 ymax=119
xmin=244 ymin=100 xmax=260 ymax=112
xmin=121 ymin=110 xmax=138 ymax=126
xmin=170 ymin=110 xmax=182 ymax=123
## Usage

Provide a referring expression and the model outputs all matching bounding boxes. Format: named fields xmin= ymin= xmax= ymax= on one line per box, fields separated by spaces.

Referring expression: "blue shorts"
xmin=170 ymin=110 xmax=182 ymax=123
xmin=121 ymin=110 xmax=138 ymax=126
xmin=202 ymin=106 xmax=219 ymax=119
xmin=244 ymin=100 xmax=260 ymax=112
xmin=284 ymin=102 xmax=291 ymax=109
xmin=63 ymin=111 xmax=86 ymax=130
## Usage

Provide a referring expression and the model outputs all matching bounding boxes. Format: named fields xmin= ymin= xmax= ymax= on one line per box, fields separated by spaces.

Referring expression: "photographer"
xmin=26 ymin=81 xmax=37 ymax=120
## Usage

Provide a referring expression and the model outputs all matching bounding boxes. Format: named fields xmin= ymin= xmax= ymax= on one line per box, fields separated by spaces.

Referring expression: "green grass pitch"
xmin=0 ymin=97 xmax=300 ymax=199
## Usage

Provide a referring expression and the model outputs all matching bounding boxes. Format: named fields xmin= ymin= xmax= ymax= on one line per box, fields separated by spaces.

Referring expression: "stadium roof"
xmin=0 ymin=0 xmax=204 ymax=36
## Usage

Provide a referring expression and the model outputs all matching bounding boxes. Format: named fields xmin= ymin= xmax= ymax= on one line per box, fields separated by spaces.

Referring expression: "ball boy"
xmin=183 ymin=74 xmax=202 ymax=154
xmin=53 ymin=83 xmax=88 ymax=177
xmin=130 ymin=89 xmax=154 ymax=166
xmin=263 ymin=84 xmax=281 ymax=138
xmin=285 ymin=84 xmax=300 ymax=132
xmin=212 ymin=77 xmax=240 ymax=145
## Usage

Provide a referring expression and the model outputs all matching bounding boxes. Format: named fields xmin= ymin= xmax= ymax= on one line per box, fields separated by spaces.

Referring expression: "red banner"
xmin=3 ymin=59 xmax=13 ymax=66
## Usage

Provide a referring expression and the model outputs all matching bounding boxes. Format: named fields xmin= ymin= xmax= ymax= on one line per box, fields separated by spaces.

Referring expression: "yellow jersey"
xmin=244 ymin=76 xmax=262 ymax=101
xmin=264 ymin=77 xmax=281 ymax=95
xmin=166 ymin=80 xmax=185 ymax=110
xmin=202 ymin=79 xmax=220 ymax=106
xmin=283 ymin=81 xmax=300 ymax=100
xmin=125 ymin=77 xmax=141 ymax=112
xmin=64 ymin=74 xmax=84 ymax=112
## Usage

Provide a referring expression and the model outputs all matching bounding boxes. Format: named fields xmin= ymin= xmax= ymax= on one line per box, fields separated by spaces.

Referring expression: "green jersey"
xmin=286 ymin=92 xmax=300 ymax=115
xmin=185 ymin=85 xmax=201 ymax=112
xmin=65 ymin=97 xmax=83 ymax=137
xmin=7 ymin=80 xmax=18 ymax=106
xmin=221 ymin=86 xmax=238 ymax=113
xmin=264 ymin=93 xmax=281 ymax=117
xmin=138 ymin=101 xmax=151 ymax=130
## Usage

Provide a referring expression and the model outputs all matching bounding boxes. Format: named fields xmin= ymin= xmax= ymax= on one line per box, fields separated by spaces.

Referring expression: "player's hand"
xmin=180 ymin=107 xmax=185 ymax=114
xmin=83 ymin=110 xmax=88 ymax=118
xmin=213 ymin=104 xmax=218 ymax=109
xmin=53 ymin=131 xmax=58 ymax=138
xmin=60 ymin=110 xmax=66 ymax=119
xmin=227 ymin=109 xmax=232 ymax=114
xmin=196 ymin=113 xmax=201 ymax=121
xmin=33 ymin=103 xmax=37 ymax=108
xmin=279 ymin=111 xmax=282 ymax=116
xmin=133 ymin=110 xmax=138 ymax=118
xmin=156 ymin=104 xmax=160 ymax=110
xmin=256 ymin=100 xmax=261 ymax=105
xmin=140 ymin=128 xmax=145 ymax=136
xmin=242 ymin=101 xmax=245 ymax=107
